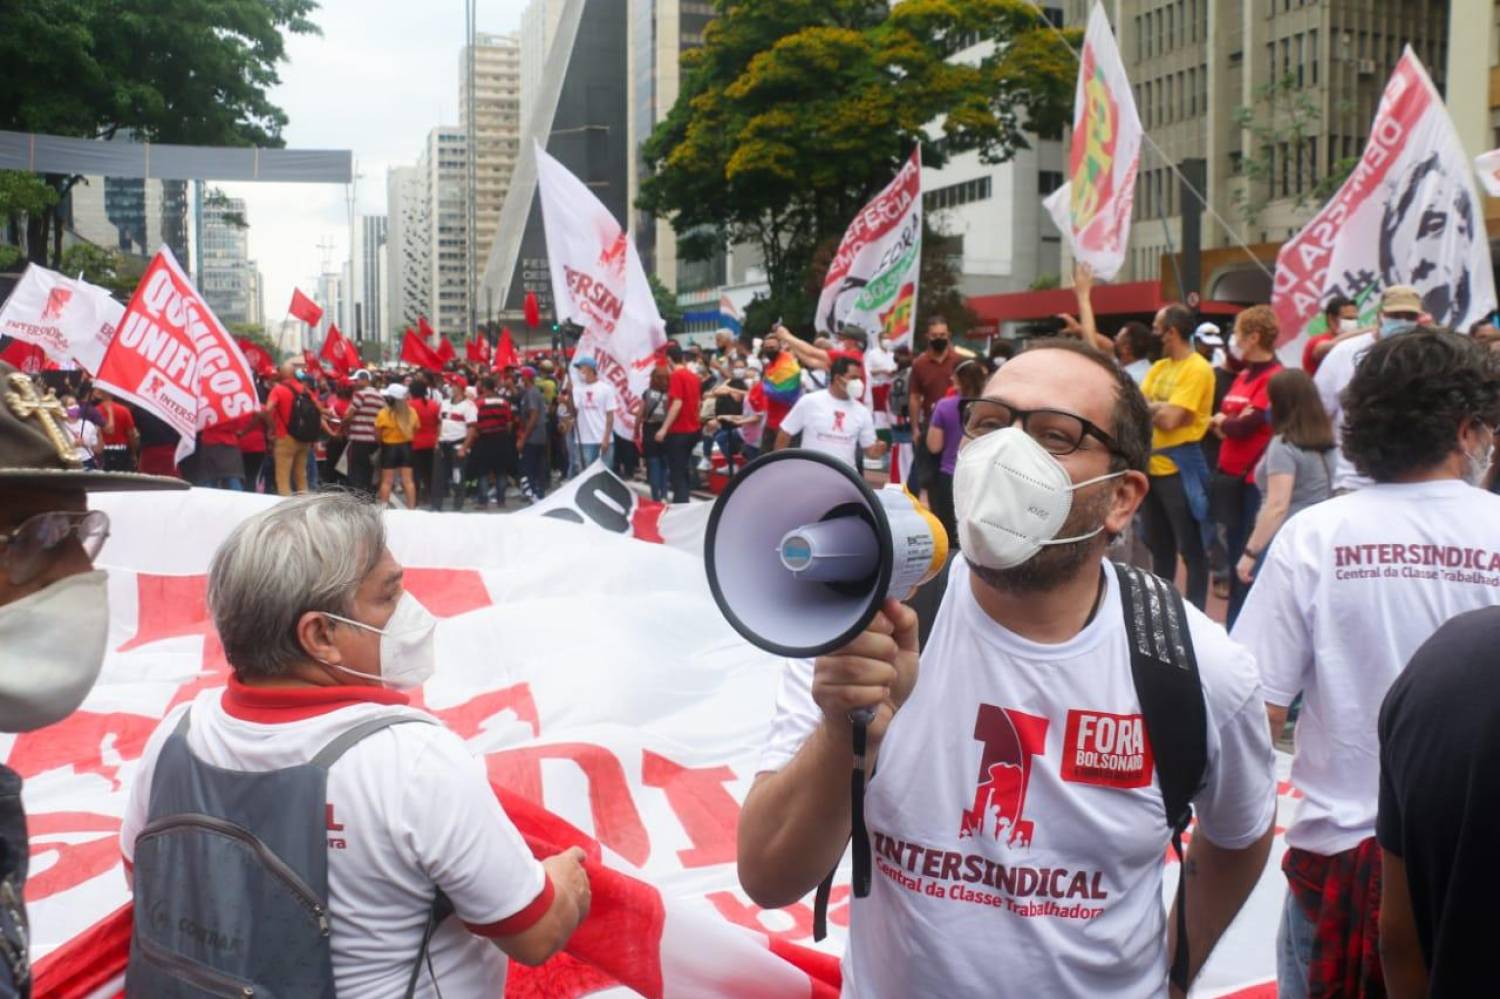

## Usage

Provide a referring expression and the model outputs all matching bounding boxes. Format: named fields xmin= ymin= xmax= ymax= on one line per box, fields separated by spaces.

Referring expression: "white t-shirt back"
xmin=120 ymin=685 xmax=549 ymax=999
xmin=1312 ymin=331 xmax=1375 ymax=492
xmin=439 ymin=399 xmax=477 ymax=444
xmin=760 ymin=559 xmax=1276 ymax=998
xmin=779 ymin=391 xmax=876 ymax=467
xmin=573 ymin=381 xmax=617 ymax=445
xmin=1232 ymin=479 xmax=1500 ymax=855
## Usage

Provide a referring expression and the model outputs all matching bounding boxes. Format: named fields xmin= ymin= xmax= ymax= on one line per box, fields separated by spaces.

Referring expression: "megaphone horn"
xmin=704 ymin=449 xmax=949 ymax=659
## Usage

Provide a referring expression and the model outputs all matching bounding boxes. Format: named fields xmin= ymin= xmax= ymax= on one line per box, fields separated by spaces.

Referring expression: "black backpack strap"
xmin=1111 ymin=562 xmax=1207 ymax=993
xmin=307 ymin=715 xmax=452 ymax=997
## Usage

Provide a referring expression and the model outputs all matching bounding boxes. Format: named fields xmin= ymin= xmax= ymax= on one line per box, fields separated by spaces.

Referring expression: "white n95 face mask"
xmin=322 ymin=592 xmax=438 ymax=690
xmin=953 ymin=427 xmax=1124 ymax=570
xmin=0 ymin=570 xmax=110 ymax=731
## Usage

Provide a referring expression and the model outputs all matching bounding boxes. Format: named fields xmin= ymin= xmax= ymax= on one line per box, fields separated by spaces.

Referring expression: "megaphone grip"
xmin=848 ymin=706 xmax=876 ymax=726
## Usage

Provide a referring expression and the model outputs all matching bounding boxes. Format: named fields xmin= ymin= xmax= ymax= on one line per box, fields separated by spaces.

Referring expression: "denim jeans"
xmin=704 ymin=427 xmax=743 ymax=467
xmin=646 ymin=454 xmax=668 ymax=501
xmin=195 ymin=476 xmax=244 ymax=491
xmin=522 ymin=441 xmax=548 ymax=498
xmin=579 ymin=442 xmax=609 ymax=469
xmin=1276 ymin=889 xmax=1315 ymax=999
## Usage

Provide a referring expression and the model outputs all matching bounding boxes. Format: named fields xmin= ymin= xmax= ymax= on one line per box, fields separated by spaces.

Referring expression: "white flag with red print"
xmin=1273 ymin=48 xmax=1496 ymax=351
xmin=0 ymin=264 xmax=123 ymax=374
xmin=92 ymin=246 xmax=259 ymax=462
xmin=535 ymin=142 xmax=666 ymax=437
xmin=1043 ymin=1 xmax=1143 ymax=282
xmin=815 ymin=149 xmax=922 ymax=350
xmin=25 ymin=474 xmax=1294 ymax=997
xmin=1475 ymin=148 xmax=1500 ymax=198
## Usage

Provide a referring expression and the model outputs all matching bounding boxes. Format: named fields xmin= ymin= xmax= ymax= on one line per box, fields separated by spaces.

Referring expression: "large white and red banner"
xmin=816 ymin=149 xmax=922 ymax=349
xmin=24 ymin=474 xmax=1292 ymax=997
xmin=1043 ymin=1 xmax=1143 ymax=282
xmin=0 ymin=264 xmax=123 ymax=374
xmin=1274 ymin=48 xmax=1496 ymax=355
xmin=536 ymin=142 xmax=666 ymax=437
xmin=93 ymin=247 xmax=259 ymax=462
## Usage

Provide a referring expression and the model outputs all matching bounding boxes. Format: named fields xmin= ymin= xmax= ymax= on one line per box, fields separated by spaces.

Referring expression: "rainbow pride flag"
xmin=761 ymin=352 xmax=802 ymax=406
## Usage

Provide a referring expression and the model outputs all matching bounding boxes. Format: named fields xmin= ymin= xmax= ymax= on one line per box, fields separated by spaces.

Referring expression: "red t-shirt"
xmin=200 ymin=412 xmax=250 ymax=448
xmin=265 ymin=381 xmax=304 ymax=439
xmin=1216 ymin=362 xmax=1280 ymax=478
xmin=667 ymin=366 xmax=702 ymax=434
xmin=99 ymin=401 xmax=135 ymax=446
xmin=411 ymin=398 xmax=441 ymax=449
xmin=1301 ymin=333 xmax=1334 ymax=375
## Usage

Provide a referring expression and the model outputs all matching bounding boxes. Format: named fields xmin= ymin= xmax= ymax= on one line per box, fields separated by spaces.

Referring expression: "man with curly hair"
xmin=1233 ymin=329 xmax=1500 ymax=998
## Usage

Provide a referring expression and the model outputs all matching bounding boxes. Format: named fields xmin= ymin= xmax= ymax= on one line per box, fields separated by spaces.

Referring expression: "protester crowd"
xmin=5 ymin=268 xmax=1500 ymax=996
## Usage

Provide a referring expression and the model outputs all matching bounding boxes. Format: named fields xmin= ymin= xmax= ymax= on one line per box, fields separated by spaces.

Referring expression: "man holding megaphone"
xmin=738 ymin=338 xmax=1277 ymax=998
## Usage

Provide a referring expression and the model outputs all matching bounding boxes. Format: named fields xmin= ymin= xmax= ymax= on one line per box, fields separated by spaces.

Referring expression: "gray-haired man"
xmin=120 ymin=493 xmax=590 ymax=995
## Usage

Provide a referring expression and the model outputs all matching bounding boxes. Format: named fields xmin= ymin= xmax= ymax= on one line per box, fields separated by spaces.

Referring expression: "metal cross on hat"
xmin=5 ymin=372 xmax=75 ymax=463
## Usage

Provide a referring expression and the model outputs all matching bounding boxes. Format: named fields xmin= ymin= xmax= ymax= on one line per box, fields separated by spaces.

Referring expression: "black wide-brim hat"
xmin=0 ymin=360 xmax=188 ymax=493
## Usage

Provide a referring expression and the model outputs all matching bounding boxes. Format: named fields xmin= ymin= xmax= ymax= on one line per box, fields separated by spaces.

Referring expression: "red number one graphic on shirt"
xmin=959 ymin=705 xmax=1049 ymax=847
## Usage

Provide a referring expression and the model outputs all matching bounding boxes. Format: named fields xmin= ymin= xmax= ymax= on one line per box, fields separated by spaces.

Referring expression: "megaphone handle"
xmin=812 ymin=714 xmax=875 ymax=943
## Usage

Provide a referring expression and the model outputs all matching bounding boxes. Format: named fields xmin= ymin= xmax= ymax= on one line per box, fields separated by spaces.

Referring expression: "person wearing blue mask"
xmin=1313 ymin=284 xmax=1424 ymax=494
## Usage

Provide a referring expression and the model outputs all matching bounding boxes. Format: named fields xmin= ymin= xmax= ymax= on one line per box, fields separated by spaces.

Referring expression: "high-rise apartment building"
xmin=423 ymin=126 xmax=471 ymax=338
xmin=1446 ymin=3 xmax=1500 ymax=245
xmin=462 ymin=33 xmax=523 ymax=296
xmin=67 ymin=176 xmax=191 ymax=267
xmin=1058 ymin=0 xmax=1450 ymax=299
xmin=351 ymin=214 xmax=387 ymax=348
xmin=520 ymin=0 xmax=567 ymax=136
xmin=386 ymin=165 xmax=430 ymax=340
xmin=198 ymin=192 xmax=258 ymax=327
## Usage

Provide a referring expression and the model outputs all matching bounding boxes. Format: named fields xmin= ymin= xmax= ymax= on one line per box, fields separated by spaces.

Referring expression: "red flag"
xmin=435 ymin=336 xmax=455 ymax=364
xmin=319 ymin=324 xmax=359 ymax=375
xmin=0 ymin=338 xmax=46 ymax=373
xmin=288 ymin=288 xmax=323 ymax=326
xmin=94 ymin=247 xmax=258 ymax=463
xmin=234 ymin=337 xmax=275 ymax=378
xmin=493 ymin=328 xmax=520 ymax=369
xmin=302 ymin=350 xmax=328 ymax=381
xmin=523 ymin=291 xmax=540 ymax=329
xmin=417 ymin=315 xmax=436 ymax=342
xmin=465 ymin=337 xmax=484 ymax=362
xmin=400 ymin=329 xmax=443 ymax=372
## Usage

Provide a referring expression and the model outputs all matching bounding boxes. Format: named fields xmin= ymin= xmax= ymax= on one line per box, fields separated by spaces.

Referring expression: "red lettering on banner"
xmin=414 ymin=683 xmax=540 ymax=739
xmin=486 ymin=743 xmax=651 ymax=866
xmin=7 ymin=712 xmax=161 ymax=790
xmin=401 ymin=567 xmax=492 ymax=618
xmin=640 ymin=751 xmax=739 ymax=868
xmin=630 ymin=499 xmax=666 ymax=544
xmin=706 ymin=886 xmax=852 ymax=941
xmin=507 ymin=952 xmax=621 ymax=998
xmin=25 ymin=811 xmax=122 ymax=903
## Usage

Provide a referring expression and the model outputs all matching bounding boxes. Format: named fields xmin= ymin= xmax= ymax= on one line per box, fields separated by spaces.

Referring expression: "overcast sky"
xmin=218 ymin=0 xmax=528 ymax=336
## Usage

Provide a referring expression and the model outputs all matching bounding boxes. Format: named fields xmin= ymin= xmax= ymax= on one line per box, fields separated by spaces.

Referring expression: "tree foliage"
xmin=639 ymin=0 xmax=1078 ymax=324
xmin=1231 ymin=71 xmax=1357 ymax=229
xmin=0 ymin=0 xmax=320 ymax=264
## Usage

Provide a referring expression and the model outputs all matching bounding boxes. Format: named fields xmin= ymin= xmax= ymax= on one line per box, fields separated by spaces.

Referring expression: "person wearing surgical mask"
xmin=1302 ymin=295 xmax=1361 ymax=376
xmin=118 ymin=493 xmax=592 ymax=995
xmin=0 ymin=360 xmax=188 ymax=995
xmin=739 ymin=338 xmax=1277 ymax=998
xmin=1314 ymin=283 xmax=1424 ymax=494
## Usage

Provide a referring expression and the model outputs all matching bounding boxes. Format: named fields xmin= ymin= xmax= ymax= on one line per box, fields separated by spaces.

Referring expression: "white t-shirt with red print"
xmin=778 ymin=390 xmax=875 ymax=467
xmin=573 ymin=380 xmax=617 ymax=445
xmin=120 ymin=680 xmax=550 ymax=999
xmin=760 ymin=559 xmax=1277 ymax=998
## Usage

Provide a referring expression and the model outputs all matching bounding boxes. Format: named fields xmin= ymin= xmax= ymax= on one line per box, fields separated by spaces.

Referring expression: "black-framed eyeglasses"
xmin=0 ymin=510 xmax=110 ymax=587
xmin=958 ymin=398 xmax=1122 ymax=457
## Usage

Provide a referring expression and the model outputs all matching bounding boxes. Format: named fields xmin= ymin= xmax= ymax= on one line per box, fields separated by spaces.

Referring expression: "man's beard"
xmin=964 ymin=483 xmax=1112 ymax=594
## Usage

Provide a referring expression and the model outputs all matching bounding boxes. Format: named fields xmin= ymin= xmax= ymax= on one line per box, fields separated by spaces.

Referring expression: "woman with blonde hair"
xmin=374 ymin=382 xmax=420 ymax=509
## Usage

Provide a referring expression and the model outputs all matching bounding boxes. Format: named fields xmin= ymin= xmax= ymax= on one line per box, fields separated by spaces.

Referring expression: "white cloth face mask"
xmin=321 ymin=592 xmax=438 ymax=690
xmin=0 ymin=569 xmax=110 ymax=731
xmin=953 ymin=427 xmax=1124 ymax=569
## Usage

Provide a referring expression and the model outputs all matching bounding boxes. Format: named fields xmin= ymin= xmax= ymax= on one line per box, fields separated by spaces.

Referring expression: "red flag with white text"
xmin=93 ymin=247 xmax=259 ymax=462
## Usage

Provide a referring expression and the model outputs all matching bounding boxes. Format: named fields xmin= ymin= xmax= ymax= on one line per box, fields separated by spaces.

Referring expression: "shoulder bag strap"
xmin=1111 ymin=562 xmax=1207 ymax=994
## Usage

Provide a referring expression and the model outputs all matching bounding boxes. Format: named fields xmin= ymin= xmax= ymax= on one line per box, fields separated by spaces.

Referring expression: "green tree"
xmin=1231 ymin=72 xmax=1357 ymax=229
xmin=0 ymin=0 xmax=320 ymax=265
xmin=638 ymin=0 xmax=1077 ymax=324
xmin=648 ymin=272 xmax=684 ymax=333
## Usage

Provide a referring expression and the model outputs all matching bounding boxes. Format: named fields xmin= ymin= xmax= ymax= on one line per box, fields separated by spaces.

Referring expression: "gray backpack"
xmin=126 ymin=712 xmax=450 ymax=998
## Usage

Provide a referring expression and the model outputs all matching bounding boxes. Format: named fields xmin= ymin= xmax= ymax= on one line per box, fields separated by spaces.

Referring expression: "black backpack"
xmin=820 ymin=559 xmax=1207 ymax=993
xmin=887 ymin=367 xmax=911 ymax=424
xmin=287 ymin=388 xmax=322 ymax=444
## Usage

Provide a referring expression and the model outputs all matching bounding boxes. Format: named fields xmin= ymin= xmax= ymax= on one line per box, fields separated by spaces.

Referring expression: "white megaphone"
xmin=704 ymin=450 xmax=949 ymax=658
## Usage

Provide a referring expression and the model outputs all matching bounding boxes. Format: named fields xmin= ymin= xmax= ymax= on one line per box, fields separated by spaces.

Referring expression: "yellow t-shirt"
xmin=375 ymin=406 xmax=418 ymax=445
xmin=1141 ymin=353 xmax=1215 ymax=476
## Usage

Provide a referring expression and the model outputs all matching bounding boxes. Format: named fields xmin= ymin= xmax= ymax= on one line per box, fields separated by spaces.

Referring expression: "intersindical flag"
xmin=1043 ymin=1 xmax=1143 ymax=282
xmin=1273 ymin=48 xmax=1496 ymax=348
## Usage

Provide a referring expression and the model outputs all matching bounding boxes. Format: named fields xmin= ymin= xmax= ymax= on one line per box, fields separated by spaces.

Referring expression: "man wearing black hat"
xmin=0 ymin=360 xmax=185 ymax=995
